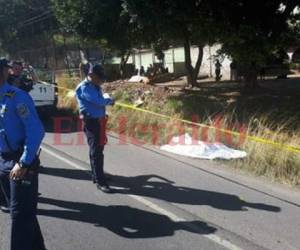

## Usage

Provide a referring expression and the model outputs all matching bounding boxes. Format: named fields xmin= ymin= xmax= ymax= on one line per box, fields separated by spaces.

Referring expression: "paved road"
xmin=1 ymin=131 xmax=300 ymax=250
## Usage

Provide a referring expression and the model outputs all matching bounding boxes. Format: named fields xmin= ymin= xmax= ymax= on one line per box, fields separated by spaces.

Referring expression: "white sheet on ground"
xmin=160 ymin=133 xmax=247 ymax=160
xmin=128 ymin=75 xmax=150 ymax=84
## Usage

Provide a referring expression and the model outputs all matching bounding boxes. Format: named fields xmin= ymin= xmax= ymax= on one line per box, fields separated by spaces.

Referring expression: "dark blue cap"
xmin=91 ymin=64 xmax=106 ymax=79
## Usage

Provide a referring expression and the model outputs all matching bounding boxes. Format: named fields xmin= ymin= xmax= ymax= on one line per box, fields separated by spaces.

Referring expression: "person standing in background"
xmin=79 ymin=60 xmax=93 ymax=80
xmin=230 ymin=60 xmax=238 ymax=81
xmin=215 ymin=59 xmax=222 ymax=82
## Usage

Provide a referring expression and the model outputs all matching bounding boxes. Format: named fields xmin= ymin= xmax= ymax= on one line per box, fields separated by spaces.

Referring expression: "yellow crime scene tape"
xmin=42 ymin=82 xmax=300 ymax=155
xmin=115 ymin=102 xmax=300 ymax=154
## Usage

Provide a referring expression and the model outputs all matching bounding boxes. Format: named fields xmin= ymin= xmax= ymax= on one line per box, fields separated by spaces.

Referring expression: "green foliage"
xmin=52 ymin=0 xmax=135 ymax=54
xmin=211 ymin=0 xmax=300 ymax=66
xmin=122 ymin=0 xmax=219 ymax=85
xmin=1 ymin=0 xmax=300 ymax=81
xmin=0 ymin=0 xmax=55 ymax=57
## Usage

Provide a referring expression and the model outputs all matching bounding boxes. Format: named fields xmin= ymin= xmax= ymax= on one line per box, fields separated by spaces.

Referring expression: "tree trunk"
xmin=63 ymin=34 xmax=71 ymax=74
xmin=119 ymin=51 xmax=131 ymax=79
xmin=183 ymin=38 xmax=195 ymax=86
xmin=194 ymin=45 xmax=204 ymax=81
xmin=244 ymin=65 xmax=258 ymax=88
xmin=101 ymin=50 xmax=107 ymax=65
xmin=184 ymin=39 xmax=204 ymax=87
xmin=52 ymin=35 xmax=58 ymax=69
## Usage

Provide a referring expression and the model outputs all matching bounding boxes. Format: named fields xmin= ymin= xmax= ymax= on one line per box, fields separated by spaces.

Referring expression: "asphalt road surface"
xmin=0 ymin=131 xmax=300 ymax=250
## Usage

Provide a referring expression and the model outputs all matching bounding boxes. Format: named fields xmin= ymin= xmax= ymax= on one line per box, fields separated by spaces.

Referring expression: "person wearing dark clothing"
xmin=230 ymin=60 xmax=238 ymax=81
xmin=7 ymin=61 xmax=34 ymax=93
xmin=140 ymin=66 xmax=145 ymax=76
xmin=215 ymin=60 xmax=222 ymax=82
xmin=75 ymin=64 xmax=114 ymax=193
xmin=79 ymin=61 xmax=93 ymax=80
xmin=0 ymin=58 xmax=46 ymax=250
xmin=0 ymin=181 xmax=9 ymax=212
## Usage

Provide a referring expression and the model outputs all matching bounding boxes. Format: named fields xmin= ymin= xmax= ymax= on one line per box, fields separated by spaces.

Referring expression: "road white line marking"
xmin=129 ymin=195 xmax=242 ymax=250
xmin=42 ymin=145 xmax=243 ymax=250
xmin=42 ymin=146 xmax=86 ymax=171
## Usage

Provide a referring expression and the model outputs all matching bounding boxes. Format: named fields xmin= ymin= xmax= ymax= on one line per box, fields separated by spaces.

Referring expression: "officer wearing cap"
xmin=0 ymin=58 xmax=46 ymax=250
xmin=75 ymin=64 xmax=114 ymax=193
xmin=7 ymin=61 xmax=34 ymax=92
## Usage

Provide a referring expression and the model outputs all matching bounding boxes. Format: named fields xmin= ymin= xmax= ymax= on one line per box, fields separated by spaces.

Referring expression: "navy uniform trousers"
xmin=0 ymin=183 xmax=7 ymax=206
xmin=0 ymin=153 xmax=45 ymax=250
xmin=83 ymin=117 xmax=107 ymax=185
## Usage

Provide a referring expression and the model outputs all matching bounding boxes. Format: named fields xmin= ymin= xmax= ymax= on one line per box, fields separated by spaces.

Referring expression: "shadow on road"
xmin=38 ymin=197 xmax=216 ymax=238
xmin=41 ymin=166 xmax=92 ymax=181
xmin=110 ymin=174 xmax=281 ymax=212
xmin=41 ymin=167 xmax=281 ymax=213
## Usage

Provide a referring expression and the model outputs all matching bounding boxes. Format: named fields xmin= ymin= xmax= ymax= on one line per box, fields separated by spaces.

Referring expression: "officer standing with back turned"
xmin=0 ymin=58 xmax=46 ymax=250
xmin=75 ymin=64 xmax=114 ymax=193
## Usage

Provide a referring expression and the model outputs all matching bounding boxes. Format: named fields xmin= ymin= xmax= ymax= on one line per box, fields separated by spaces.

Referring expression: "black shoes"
xmin=96 ymin=183 xmax=112 ymax=193
xmin=0 ymin=205 xmax=10 ymax=213
xmin=93 ymin=175 xmax=112 ymax=183
xmin=92 ymin=175 xmax=111 ymax=184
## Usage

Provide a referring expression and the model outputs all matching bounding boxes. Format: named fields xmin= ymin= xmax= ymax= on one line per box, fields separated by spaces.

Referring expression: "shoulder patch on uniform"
xmin=16 ymin=103 xmax=30 ymax=118
xmin=4 ymin=90 xmax=16 ymax=98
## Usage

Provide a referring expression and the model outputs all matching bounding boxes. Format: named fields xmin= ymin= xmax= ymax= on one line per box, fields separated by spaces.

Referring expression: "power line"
xmin=18 ymin=3 xmax=52 ymax=22
xmin=22 ymin=10 xmax=52 ymax=25
xmin=18 ymin=11 xmax=54 ymax=29
xmin=19 ymin=10 xmax=53 ymax=27
xmin=20 ymin=15 xmax=53 ymax=29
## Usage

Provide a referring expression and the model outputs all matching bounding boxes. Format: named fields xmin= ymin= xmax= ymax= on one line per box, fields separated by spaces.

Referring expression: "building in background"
xmin=111 ymin=44 xmax=232 ymax=80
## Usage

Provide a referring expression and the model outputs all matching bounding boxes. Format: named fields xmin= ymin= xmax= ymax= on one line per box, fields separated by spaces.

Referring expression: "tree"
xmin=122 ymin=0 xmax=217 ymax=86
xmin=51 ymin=0 xmax=137 ymax=78
xmin=0 ymin=0 xmax=57 ymax=66
xmin=0 ymin=0 xmax=27 ymax=54
xmin=208 ymin=0 xmax=300 ymax=87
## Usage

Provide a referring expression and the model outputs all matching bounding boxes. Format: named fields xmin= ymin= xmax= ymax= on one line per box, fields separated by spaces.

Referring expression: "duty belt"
xmin=80 ymin=111 xmax=93 ymax=119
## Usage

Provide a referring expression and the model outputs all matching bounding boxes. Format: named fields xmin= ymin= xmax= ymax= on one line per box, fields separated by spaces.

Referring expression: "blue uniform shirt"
xmin=75 ymin=80 xmax=113 ymax=118
xmin=0 ymin=82 xmax=45 ymax=168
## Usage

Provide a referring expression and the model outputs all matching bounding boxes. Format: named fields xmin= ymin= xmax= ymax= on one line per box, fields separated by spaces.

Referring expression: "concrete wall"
xmin=112 ymin=45 xmax=232 ymax=79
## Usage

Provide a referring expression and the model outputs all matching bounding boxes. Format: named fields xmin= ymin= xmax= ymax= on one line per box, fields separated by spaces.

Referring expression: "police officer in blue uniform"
xmin=75 ymin=64 xmax=114 ymax=193
xmin=0 ymin=58 xmax=46 ymax=250
xmin=0 ymin=59 xmax=11 ymax=213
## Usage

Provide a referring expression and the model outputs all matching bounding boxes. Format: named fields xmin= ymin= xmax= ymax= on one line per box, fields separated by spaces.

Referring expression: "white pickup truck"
xmin=25 ymin=69 xmax=58 ymax=112
xmin=29 ymin=81 xmax=58 ymax=109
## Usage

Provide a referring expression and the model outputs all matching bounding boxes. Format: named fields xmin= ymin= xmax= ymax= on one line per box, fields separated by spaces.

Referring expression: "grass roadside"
xmin=55 ymin=73 xmax=300 ymax=187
